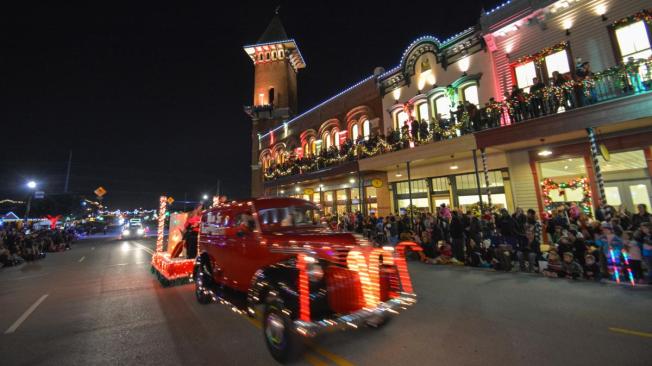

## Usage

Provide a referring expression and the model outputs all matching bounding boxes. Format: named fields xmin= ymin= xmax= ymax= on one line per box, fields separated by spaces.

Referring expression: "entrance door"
xmin=604 ymin=179 xmax=652 ymax=211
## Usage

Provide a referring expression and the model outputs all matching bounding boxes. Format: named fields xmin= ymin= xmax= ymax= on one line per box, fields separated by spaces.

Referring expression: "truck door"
xmin=199 ymin=208 xmax=233 ymax=285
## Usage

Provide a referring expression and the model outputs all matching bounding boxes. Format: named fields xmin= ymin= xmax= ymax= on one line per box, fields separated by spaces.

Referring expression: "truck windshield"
xmin=258 ymin=205 xmax=320 ymax=231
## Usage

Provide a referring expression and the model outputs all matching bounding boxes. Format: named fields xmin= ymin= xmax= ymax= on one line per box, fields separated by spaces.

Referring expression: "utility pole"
xmin=64 ymin=150 xmax=72 ymax=193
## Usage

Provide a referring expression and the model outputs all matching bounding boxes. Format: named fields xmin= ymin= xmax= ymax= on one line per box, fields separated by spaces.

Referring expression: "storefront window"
xmin=544 ymin=49 xmax=571 ymax=77
xmin=630 ymin=184 xmax=652 ymax=210
xmin=396 ymin=180 xmax=428 ymax=194
xmin=397 ymin=198 xmax=429 ymax=210
xmin=458 ymin=194 xmax=507 ymax=209
xmin=325 ymin=191 xmax=334 ymax=202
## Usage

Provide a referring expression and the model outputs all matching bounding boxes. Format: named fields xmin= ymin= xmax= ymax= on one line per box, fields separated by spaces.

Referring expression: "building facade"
xmin=246 ymin=1 xmax=652 ymax=219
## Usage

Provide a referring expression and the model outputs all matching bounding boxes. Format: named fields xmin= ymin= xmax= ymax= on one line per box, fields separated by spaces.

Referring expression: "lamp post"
xmin=24 ymin=181 xmax=37 ymax=224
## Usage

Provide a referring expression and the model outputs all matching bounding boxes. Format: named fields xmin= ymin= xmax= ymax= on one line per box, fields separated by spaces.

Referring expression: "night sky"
xmin=1 ymin=0 xmax=503 ymax=209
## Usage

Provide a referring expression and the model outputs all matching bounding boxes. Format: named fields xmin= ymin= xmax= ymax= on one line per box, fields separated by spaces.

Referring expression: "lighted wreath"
xmin=540 ymin=177 xmax=592 ymax=214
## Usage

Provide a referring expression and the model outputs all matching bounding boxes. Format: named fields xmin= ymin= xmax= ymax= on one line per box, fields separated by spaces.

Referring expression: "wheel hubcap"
xmin=265 ymin=313 xmax=285 ymax=349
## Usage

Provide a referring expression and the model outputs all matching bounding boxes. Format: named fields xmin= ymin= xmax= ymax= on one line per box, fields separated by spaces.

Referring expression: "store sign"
xmin=599 ymin=143 xmax=610 ymax=161
xmin=303 ymin=188 xmax=315 ymax=196
xmin=371 ymin=178 xmax=383 ymax=188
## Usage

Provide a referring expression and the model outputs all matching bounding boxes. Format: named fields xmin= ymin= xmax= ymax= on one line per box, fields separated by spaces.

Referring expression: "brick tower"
xmin=244 ymin=12 xmax=305 ymax=197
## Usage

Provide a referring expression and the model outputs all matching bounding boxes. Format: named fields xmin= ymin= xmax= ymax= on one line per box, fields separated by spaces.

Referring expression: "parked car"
xmin=194 ymin=197 xmax=418 ymax=362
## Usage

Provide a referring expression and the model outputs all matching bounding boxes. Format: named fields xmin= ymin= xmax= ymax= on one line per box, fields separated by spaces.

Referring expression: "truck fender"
xmin=247 ymin=261 xmax=299 ymax=319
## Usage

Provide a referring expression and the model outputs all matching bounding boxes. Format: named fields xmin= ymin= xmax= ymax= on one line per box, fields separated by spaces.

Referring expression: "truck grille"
xmin=325 ymin=266 xmax=364 ymax=313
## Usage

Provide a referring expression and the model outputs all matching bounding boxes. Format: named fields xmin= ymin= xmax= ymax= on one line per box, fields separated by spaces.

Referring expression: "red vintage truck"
xmin=194 ymin=197 xmax=418 ymax=362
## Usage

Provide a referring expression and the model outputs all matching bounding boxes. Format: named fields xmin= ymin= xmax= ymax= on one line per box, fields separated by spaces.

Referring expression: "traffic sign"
xmin=94 ymin=186 xmax=107 ymax=197
xmin=34 ymin=191 xmax=45 ymax=199
xmin=167 ymin=197 xmax=175 ymax=205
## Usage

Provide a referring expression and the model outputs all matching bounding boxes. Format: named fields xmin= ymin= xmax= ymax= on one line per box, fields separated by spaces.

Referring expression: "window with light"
xmin=545 ymin=49 xmax=571 ymax=78
xmin=351 ymin=124 xmax=359 ymax=141
xmin=333 ymin=130 xmax=340 ymax=147
xmin=362 ymin=119 xmax=370 ymax=140
xmin=462 ymin=84 xmax=480 ymax=107
xmin=616 ymin=20 xmax=652 ymax=61
xmin=324 ymin=134 xmax=332 ymax=149
xmin=417 ymin=102 xmax=429 ymax=122
xmin=515 ymin=62 xmax=537 ymax=92
xmin=395 ymin=110 xmax=408 ymax=129
xmin=433 ymin=95 xmax=452 ymax=119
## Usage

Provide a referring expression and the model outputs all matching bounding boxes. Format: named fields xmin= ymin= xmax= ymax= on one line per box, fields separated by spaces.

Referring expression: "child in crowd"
xmin=432 ymin=241 xmax=453 ymax=264
xmin=583 ymin=254 xmax=601 ymax=281
xmin=559 ymin=252 xmax=583 ymax=279
xmin=465 ymin=239 xmax=486 ymax=267
xmin=542 ymin=250 xmax=562 ymax=278
xmin=622 ymin=231 xmax=643 ymax=282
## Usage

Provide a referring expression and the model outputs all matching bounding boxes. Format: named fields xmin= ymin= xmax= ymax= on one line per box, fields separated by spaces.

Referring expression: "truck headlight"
xmin=122 ymin=229 xmax=130 ymax=236
xmin=307 ymin=263 xmax=324 ymax=282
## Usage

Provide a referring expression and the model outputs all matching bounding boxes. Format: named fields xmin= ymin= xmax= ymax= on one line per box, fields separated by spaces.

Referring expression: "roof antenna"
xmin=275 ymin=5 xmax=281 ymax=15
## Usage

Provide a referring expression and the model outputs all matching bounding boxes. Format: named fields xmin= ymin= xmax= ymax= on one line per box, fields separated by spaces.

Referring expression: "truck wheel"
xmin=194 ymin=267 xmax=212 ymax=304
xmin=263 ymin=301 xmax=303 ymax=363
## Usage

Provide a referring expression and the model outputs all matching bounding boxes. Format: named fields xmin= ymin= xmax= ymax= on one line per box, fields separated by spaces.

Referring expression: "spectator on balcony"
xmin=401 ymin=121 xmax=410 ymax=145
xmin=509 ymin=85 xmax=528 ymax=122
xmin=552 ymin=71 xmax=576 ymax=110
xmin=529 ymin=77 xmax=547 ymax=117
xmin=625 ymin=57 xmax=645 ymax=93
xmin=575 ymin=61 xmax=596 ymax=105
xmin=411 ymin=118 xmax=420 ymax=141
xmin=419 ymin=118 xmax=429 ymax=141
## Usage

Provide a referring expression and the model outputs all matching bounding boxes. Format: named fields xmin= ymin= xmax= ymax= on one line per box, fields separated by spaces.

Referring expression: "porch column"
xmin=472 ymin=149 xmax=484 ymax=208
xmin=480 ymin=148 xmax=493 ymax=207
xmin=586 ymin=127 xmax=606 ymax=204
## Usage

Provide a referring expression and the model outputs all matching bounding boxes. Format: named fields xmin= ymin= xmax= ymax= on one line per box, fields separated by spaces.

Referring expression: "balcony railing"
xmin=263 ymin=59 xmax=652 ymax=181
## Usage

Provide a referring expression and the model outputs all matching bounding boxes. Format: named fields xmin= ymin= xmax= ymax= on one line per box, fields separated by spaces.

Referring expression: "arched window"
xmin=309 ymin=138 xmax=316 ymax=155
xmin=395 ymin=110 xmax=408 ymax=129
xmin=432 ymin=95 xmax=452 ymax=120
xmin=268 ymin=88 xmax=275 ymax=105
xmin=462 ymin=84 xmax=479 ymax=107
xmin=333 ymin=130 xmax=340 ymax=147
xmin=416 ymin=102 xmax=429 ymax=122
xmin=362 ymin=119 xmax=370 ymax=140
xmin=325 ymin=134 xmax=332 ymax=149
xmin=276 ymin=150 xmax=285 ymax=164
xmin=351 ymin=124 xmax=359 ymax=141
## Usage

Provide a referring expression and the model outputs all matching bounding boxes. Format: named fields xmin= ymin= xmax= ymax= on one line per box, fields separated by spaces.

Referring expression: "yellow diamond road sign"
xmin=94 ymin=186 xmax=107 ymax=197
xmin=167 ymin=197 xmax=175 ymax=205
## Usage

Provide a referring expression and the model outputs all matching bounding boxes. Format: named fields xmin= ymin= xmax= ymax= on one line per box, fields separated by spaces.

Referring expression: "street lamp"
xmin=24 ymin=181 xmax=37 ymax=223
xmin=202 ymin=194 xmax=209 ymax=200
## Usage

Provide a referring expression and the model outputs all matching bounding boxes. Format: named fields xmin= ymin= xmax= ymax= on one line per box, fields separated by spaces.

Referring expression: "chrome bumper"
xmin=293 ymin=292 xmax=417 ymax=337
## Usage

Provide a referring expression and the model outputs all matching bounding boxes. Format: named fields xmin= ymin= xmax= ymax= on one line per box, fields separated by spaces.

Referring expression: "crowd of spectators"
xmin=328 ymin=201 xmax=652 ymax=285
xmin=0 ymin=222 xmax=76 ymax=267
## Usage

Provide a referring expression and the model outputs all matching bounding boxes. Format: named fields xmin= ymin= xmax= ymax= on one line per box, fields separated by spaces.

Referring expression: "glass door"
xmin=604 ymin=179 xmax=652 ymax=211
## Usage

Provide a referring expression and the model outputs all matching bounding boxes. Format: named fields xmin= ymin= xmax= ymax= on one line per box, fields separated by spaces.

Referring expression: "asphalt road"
xmin=1 ymin=237 xmax=651 ymax=366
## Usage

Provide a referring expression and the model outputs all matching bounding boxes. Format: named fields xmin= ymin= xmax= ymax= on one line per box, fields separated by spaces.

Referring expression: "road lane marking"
xmin=5 ymin=294 xmax=49 ymax=334
xmin=78 ymin=256 xmax=85 ymax=263
xmin=304 ymin=353 xmax=330 ymax=366
xmin=609 ymin=327 xmax=652 ymax=338
xmin=132 ymin=242 xmax=155 ymax=255
xmin=310 ymin=344 xmax=355 ymax=366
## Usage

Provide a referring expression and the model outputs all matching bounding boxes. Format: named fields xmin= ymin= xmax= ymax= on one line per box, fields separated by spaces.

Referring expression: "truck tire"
xmin=262 ymin=301 xmax=303 ymax=363
xmin=194 ymin=266 xmax=212 ymax=304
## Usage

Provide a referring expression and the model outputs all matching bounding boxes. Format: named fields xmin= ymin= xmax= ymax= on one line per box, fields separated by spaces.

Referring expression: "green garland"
xmin=612 ymin=10 xmax=652 ymax=29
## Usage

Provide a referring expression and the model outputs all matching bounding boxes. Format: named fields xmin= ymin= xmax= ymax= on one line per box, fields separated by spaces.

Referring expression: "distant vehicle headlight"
xmin=122 ymin=229 xmax=130 ymax=236
xmin=137 ymin=228 xmax=144 ymax=235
